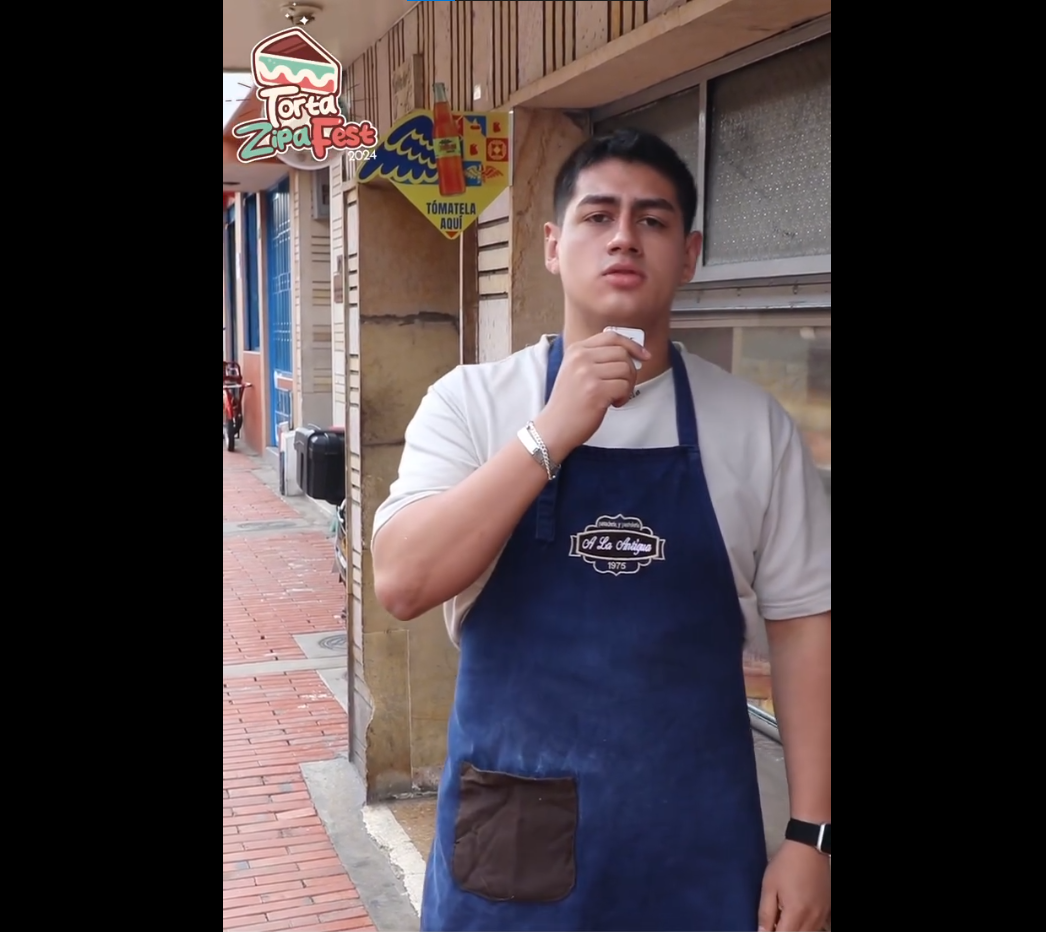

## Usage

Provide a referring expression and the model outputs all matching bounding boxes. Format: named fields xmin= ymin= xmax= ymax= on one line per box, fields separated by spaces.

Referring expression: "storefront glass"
xmin=671 ymin=323 xmax=830 ymax=718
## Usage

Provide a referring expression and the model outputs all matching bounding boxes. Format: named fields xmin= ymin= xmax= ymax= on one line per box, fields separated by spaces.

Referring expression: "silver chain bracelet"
xmin=525 ymin=421 xmax=554 ymax=481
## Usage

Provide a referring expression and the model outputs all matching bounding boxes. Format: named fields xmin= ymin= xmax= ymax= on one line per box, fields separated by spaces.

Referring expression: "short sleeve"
xmin=372 ymin=370 xmax=480 ymax=546
xmin=753 ymin=404 xmax=832 ymax=621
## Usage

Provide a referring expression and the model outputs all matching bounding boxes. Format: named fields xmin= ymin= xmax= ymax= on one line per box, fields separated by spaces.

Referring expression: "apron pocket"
xmin=452 ymin=762 xmax=578 ymax=903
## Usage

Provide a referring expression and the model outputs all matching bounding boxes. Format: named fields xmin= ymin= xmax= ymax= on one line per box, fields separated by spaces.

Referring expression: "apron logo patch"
xmin=568 ymin=514 xmax=666 ymax=576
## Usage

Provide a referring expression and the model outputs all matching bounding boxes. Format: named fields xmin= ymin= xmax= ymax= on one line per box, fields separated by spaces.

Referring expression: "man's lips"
xmin=602 ymin=265 xmax=646 ymax=287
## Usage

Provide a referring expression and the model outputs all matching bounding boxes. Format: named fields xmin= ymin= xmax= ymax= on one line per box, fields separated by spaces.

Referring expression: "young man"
xmin=372 ymin=129 xmax=831 ymax=932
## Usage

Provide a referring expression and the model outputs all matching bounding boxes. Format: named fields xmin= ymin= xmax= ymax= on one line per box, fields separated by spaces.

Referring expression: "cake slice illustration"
xmin=251 ymin=27 xmax=341 ymax=96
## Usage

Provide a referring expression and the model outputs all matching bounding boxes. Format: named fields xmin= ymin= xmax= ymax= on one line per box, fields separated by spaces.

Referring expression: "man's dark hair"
xmin=552 ymin=128 xmax=699 ymax=235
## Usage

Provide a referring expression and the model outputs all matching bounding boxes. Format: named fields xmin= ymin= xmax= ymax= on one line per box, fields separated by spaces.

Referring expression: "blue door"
xmin=225 ymin=205 xmax=236 ymax=358
xmin=266 ymin=177 xmax=292 ymax=447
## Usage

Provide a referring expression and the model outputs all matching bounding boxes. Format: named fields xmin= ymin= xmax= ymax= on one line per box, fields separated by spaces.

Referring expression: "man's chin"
xmin=588 ymin=299 xmax=656 ymax=325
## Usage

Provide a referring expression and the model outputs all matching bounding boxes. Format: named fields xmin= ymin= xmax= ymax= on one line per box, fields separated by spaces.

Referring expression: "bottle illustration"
xmin=432 ymin=82 xmax=467 ymax=197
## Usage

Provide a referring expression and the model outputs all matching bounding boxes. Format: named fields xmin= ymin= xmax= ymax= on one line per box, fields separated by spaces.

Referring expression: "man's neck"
xmin=561 ymin=316 xmax=672 ymax=384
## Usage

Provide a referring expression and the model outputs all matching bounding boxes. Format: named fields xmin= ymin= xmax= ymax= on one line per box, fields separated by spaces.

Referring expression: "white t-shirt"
xmin=372 ymin=335 xmax=831 ymax=652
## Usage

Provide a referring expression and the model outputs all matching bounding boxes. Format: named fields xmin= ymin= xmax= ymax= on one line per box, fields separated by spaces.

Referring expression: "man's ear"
xmin=545 ymin=222 xmax=561 ymax=275
xmin=681 ymin=230 xmax=703 ymax=283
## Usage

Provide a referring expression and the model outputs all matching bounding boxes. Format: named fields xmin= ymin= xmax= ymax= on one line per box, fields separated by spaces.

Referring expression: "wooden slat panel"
xmin=452 ymin=1 xmax=464 ymax=110
xmin=451 ymin=0 xmax=460 ymax=109
xmin=420 ymin=0 xmax=433 ymax=111
xmin=433 ymin=0 xmax=453 ymax=101
xmin=478 ymin=296 xmax=511 ymax=362
xmin=517 ymin=3 xmax=544 ymax=88
xmin=509 ymin=2 xmax=519 ymax=97
xmin=472 ymin=1 xmax=493 ymax=107
xmin=365 ymin=48 xmax=372 ymax=108
xmin=564 ymin=1 xmax=576 ymax=67
xmin=376 ymin=35 xmax=392 ymax=134
xmin=389 ymin=20 xmax=401 ymax=69
xmin=347 ymin=199 xmax=359 ymax=257
xmin=499 ymin=1 xmax=512 ymax=107
xmin=480 ymin=188 xmax=510 ymax=224
xmin=491 ymin=1 xmax=501 ymax=106
xmin=466 ymin=0 xmax=475 ymax=107
xmin=478 ymin=220 xmax=509 ymax=248
xmin=544 ymin=2 xmax=556 ymax=75
xmin=574 ymin=1 xmax=607 ymax=58
xmin=403 ymin=4 xmax=419 ymax=56
xmin=646 ymin=0 xmax=685 ymax=18
xmin=624 ymin=1 xmax=645 ymax=33
xmin=465 ymin=0 xmax=475 ymax=110
xmin=479 ymin=271 xmax=509 ymax=296
xmin=371 ymin=47 xmax=380 ymax=125
xmin=477 ymin=245 xmax=510 ymax=272
xmin=609 ymin=1 xmax=625 ymax=40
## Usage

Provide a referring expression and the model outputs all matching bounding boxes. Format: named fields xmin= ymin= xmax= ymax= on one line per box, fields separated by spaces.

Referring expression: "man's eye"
xmin=586 ymin=213 xmax=611 ymax=223
xmin=641 ymin=217 xmax=666 ymax=228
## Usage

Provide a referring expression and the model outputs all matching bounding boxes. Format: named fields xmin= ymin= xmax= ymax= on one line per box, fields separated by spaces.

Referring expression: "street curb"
xmin=360 ymin=804 xmax=427 ymax=915
xmin=301 ymin=757 xmax=421 ymax=932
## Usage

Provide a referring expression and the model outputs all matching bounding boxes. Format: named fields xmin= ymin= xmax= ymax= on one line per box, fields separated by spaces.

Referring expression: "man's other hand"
xmin=757 ymin=840 xmax=830 ymax=931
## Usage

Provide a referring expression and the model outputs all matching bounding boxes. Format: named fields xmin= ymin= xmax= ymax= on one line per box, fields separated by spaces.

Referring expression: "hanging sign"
xmin=358 ymin=83 xmax=510 ymax=240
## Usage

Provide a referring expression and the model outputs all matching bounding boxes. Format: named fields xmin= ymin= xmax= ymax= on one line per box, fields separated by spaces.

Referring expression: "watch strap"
xmin=785 ymin=818 xmax=831 ymax=855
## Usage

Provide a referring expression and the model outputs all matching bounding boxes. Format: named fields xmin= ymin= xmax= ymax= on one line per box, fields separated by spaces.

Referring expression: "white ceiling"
xmin=223 ymin=162 xmax=290 ymax=193
xmin=223 ymin=0 xmax=418 ymax=73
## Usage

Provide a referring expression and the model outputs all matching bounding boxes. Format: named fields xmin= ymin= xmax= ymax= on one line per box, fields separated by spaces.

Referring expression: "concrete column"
xmin=509 ymin=109 xmax=591 ymax=352
xmin=473 ymin=110 xmax=590 ymax=366
xmin=348 ymin=178 xmax=463 ymax=801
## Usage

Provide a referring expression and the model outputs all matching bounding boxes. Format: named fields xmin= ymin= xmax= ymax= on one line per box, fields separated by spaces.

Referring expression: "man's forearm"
xmin=766 ymin=612 xmax=831 ymax=823
xmin=372 ymin=434 xmax=553 ymax=621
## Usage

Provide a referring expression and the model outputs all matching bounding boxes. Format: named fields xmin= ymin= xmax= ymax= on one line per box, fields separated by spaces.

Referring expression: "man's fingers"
xmin=775 ymin=906 xmax=824 ymax=932
xmin=580 ymin=346 xmax=639 ymax=365
xmin=593 ymin=360 xmax=638 ymax=383
xmin=607 ymin=378 xmax=635 ymax=407
xmin=581 ymin=331 xmax=651 ymax=358
xmin=757 ymin=885 xmax=779 ymax=931
xmin=773 ymin=906 xmax=804 ymax=931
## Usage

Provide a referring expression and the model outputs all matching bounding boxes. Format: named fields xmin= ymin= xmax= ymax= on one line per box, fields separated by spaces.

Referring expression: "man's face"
xmin=544 ymin=158 xmax=702 ymax=326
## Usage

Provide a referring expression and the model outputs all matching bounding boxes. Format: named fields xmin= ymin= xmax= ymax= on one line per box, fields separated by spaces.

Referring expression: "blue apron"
xmin=421 ymin=337 xmax=767 ymax=931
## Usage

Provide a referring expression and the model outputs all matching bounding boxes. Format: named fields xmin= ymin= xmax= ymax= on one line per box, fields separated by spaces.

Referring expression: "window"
xmin=595 ymin=22 xmax=831 ymax=283
xmin=670 ymin=319 xmax=831 ymax=497
xmin=594 ymin=19 xmax=831 ymax=730
xmin=669 ymin=315 xmax=831 ymax=723
xmin=703 ymin=34 xmax=831 ymax=271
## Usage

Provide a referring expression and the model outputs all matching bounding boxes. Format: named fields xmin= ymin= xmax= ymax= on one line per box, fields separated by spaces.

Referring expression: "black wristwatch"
xmin=785 ymin=818 xmax=831 ymax=856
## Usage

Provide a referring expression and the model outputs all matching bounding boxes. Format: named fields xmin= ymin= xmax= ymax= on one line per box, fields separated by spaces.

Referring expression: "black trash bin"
xmin=293 ymin=425 xmax=345 ymax=505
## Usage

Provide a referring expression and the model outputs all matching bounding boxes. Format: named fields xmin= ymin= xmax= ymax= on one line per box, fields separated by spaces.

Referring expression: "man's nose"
xmin=608 ymin=219 xmax=641 ymax=253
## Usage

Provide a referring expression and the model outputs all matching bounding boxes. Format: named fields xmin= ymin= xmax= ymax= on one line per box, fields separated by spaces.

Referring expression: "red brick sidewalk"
xmin=224 ymin=450 xmax=375 ymax=932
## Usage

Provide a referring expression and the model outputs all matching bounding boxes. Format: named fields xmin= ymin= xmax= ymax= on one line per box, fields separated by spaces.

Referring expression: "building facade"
xmin=223 ymin=0 xmax=831 ymax=801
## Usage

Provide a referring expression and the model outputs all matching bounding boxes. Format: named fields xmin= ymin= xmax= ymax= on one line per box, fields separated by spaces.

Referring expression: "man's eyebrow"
xmin=575 ymin=194 xmax=676 ymax=212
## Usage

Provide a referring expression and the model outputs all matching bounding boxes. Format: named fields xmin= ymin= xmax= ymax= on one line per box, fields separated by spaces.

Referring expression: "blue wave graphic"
xmin=358 ymin=112 xmax=437 ymax=185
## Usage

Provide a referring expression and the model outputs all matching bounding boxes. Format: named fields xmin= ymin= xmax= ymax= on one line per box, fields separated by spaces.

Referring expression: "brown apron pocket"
xmin=452 ymin=761 xmax=578 ymax=902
